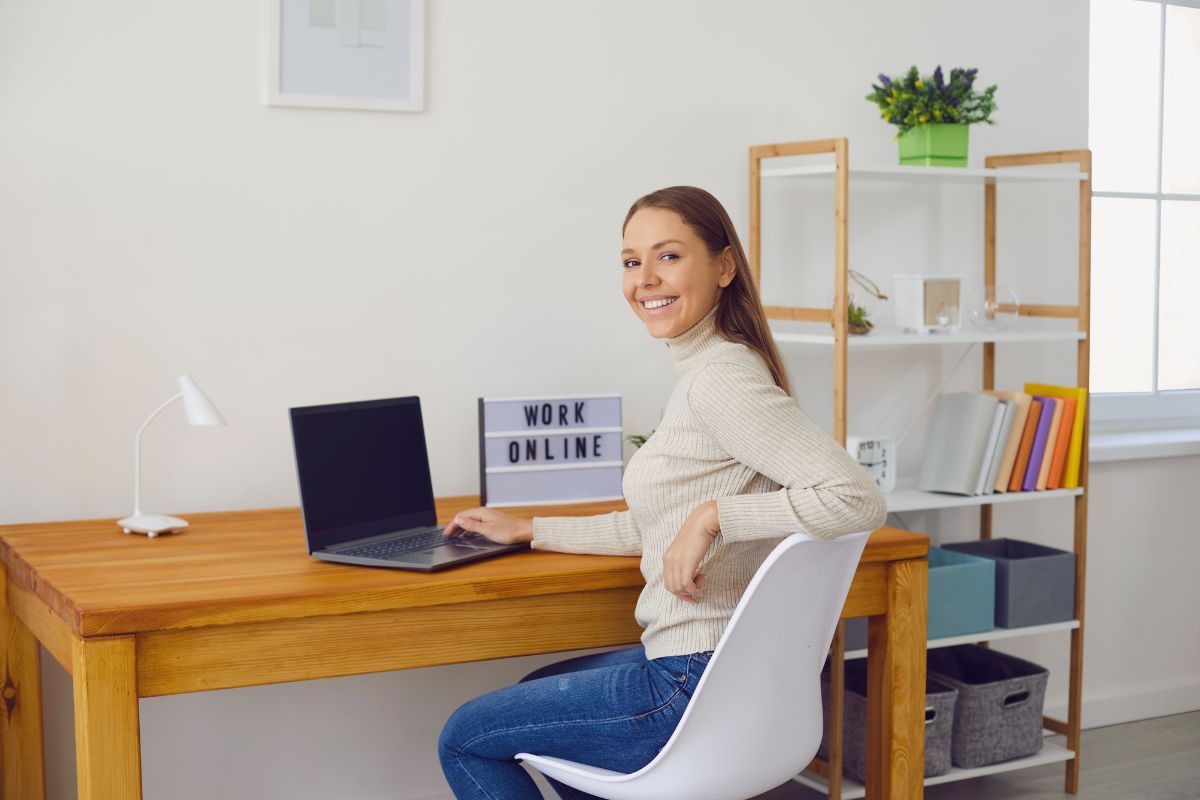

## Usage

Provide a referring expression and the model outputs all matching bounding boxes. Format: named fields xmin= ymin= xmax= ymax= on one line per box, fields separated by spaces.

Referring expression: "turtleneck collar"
xmin=665 ymin=302 xmax=723 ymax=375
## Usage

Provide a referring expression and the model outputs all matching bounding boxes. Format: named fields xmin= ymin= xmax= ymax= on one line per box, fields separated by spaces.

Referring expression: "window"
xmin=1089 ymin=0 xmax=1200 ymax=426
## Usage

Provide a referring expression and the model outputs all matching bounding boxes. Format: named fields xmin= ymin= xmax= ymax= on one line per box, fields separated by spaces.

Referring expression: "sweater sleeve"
xmin=529 ymin=509 xmax=643 ymax=556
xmin=687 ymin=361 xmax=888 ymax=543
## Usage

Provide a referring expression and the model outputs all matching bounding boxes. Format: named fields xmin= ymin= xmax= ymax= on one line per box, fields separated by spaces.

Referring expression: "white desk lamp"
xmin=118 ymin=374 xmax=226 ymax=538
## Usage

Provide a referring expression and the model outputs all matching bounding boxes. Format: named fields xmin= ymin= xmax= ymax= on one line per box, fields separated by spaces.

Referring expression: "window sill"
xmin=1089 ymin=423 xmax=1200 ymax=463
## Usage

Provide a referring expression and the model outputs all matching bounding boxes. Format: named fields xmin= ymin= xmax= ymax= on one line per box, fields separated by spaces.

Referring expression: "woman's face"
xmin=621 ymin=207 xmax=735 ymax=339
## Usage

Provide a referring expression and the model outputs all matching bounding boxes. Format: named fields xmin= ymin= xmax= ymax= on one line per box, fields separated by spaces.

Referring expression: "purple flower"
xmin=879 ymin=73 xmax=891 ymax=88
xmin=934 ymin=66 xmax=944 ymax=91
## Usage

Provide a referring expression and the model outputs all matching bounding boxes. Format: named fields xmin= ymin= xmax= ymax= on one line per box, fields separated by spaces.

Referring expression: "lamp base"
xmin=118 ymin=514 xmax=189 ymax=538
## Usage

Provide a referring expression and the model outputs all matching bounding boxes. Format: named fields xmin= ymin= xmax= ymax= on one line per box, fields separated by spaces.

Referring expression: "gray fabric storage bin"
xmin=926 ymin=644 xmax=1048 ymax=768
xmin=942 ymin=538 xmax=1075 ymax=627
xmin=818 ymin=659 xmax=958 ymax=780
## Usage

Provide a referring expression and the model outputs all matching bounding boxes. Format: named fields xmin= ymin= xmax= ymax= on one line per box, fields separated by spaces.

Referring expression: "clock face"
xmin=850 ymin=437 xmax=895 ymax=493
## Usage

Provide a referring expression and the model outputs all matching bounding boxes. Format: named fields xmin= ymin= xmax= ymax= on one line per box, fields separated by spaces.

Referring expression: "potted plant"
xmin=866 ymin=66 xmax=997 ymax=167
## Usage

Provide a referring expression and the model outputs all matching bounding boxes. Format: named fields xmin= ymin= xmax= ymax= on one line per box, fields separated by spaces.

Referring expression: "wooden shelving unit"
xmin=746 ymin=138 xmax=1092 ymax=799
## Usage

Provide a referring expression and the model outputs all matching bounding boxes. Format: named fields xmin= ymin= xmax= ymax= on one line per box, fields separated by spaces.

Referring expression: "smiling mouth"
xmin=641 ymin=296 xmax=679 ymax=310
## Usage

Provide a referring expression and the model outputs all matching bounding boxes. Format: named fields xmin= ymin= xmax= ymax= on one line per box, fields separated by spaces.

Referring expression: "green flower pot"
xmin=898 ymin=123 xmax=969 ymax=167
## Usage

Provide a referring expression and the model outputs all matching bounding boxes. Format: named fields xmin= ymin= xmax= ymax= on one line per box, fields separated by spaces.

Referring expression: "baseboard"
xmin=1044 ymin=678 xmax=1200 ymax=729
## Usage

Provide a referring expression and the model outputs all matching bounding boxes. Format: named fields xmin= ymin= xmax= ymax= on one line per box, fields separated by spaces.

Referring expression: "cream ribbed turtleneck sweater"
xmin=530 ymin=303 xmax=888 ymax=659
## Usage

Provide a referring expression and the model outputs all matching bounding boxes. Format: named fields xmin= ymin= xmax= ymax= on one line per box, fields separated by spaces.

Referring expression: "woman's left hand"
xmin=663 ymin=500 xmax=721 ymax=604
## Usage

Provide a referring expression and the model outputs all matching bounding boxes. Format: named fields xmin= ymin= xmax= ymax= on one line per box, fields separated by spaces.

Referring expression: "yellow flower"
xmin=915 ymin=80 xmax=924 ymax=90
xmin=919 ymin=114 xmax=929 ymax=122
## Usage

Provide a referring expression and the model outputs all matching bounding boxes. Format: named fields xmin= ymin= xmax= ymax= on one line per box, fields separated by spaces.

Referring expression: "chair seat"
xmin=515 ymin=752 xmax=628 ymax=781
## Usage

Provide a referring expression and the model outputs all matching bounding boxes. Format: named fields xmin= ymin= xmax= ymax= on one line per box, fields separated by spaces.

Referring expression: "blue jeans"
xmin=437 ymin=644 xmax=713 ymax=799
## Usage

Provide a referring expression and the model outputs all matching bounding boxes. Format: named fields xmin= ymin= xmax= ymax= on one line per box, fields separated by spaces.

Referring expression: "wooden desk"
xmin=0 ymin=500 xmax=927 ymax=800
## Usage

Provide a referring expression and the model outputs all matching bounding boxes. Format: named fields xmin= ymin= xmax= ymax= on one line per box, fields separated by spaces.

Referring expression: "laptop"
xmin=288 ymin=395 xmax=528 ymax=571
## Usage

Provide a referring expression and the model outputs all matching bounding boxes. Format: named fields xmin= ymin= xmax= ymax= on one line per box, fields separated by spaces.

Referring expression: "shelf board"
xmin=792 ymin=738 xmax=1075 ymax=798
xmin=769 ymin=325 xmax=1086 ymax=347
xmin=844 ymin=619 xmax=1080 ymax=660
xmin=884 ymin=477 xmax=1083 ymax=513
xmin=761 ymin=163 xmax=1089 ymax=183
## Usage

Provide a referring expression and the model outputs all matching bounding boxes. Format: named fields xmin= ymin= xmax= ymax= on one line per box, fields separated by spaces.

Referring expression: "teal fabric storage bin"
xmin=843 ymin=547 xmax=996 ymax=649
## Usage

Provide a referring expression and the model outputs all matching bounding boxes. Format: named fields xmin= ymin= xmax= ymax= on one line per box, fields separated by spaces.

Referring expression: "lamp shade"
xmin=179 ymin=374 xmax=226 ymax=426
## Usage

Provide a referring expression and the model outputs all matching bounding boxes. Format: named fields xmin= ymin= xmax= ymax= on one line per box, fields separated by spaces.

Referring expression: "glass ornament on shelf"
xmin=965 ymin=283 xmax=1020 ymax=330
xmin=827 ymin=268 xmax=888 ymax=335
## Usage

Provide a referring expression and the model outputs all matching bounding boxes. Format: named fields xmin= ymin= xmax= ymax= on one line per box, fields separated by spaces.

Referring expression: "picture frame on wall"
xmin=265 ymin=0 xmax=425 ymax=112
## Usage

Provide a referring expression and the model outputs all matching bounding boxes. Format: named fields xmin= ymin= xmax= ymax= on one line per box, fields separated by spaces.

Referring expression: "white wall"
xmin=2 ymin=1 xmax=1196 ymax=798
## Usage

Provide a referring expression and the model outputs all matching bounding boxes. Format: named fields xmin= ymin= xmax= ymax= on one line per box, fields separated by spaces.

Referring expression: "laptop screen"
xmin=289 ymin=396 xmax=437 ymax=553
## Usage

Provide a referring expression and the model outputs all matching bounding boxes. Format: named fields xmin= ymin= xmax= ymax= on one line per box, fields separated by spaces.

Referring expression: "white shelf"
xmin=761 ymin=163 xmax=1089 ymax=183
xmin=883 ymin=476 xmax=1083 ymax=513
xmin=792 ymin=738 xmax=1075 ymax=798
xmin=769 ymin=324 xmax=1086 ymax=347
xmin=844 ymin=619 xmax=1080 ymax=660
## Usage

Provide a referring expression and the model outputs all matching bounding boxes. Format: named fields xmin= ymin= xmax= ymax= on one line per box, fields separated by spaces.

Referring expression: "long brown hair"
xmin=622 ymin=186 xmax=792 ymax=396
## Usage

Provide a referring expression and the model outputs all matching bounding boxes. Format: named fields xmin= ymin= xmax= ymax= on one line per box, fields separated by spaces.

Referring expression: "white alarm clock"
xmin=845 ymin=434 xmax=896 ymax=493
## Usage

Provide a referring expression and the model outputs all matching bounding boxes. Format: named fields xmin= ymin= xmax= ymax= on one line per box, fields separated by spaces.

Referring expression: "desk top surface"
xmin=0 ymin=498 xmax=927 ymax=638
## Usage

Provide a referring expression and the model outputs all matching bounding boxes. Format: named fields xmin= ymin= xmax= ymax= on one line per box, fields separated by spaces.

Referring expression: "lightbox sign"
xmin=477 ymin=394 xmax=623 ymax=507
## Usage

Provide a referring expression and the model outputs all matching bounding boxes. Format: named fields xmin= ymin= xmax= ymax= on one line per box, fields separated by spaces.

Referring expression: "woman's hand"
xmin=443 ymin=507 xmax=533 ymax=545
xmin=662 ymin=500 xmax=721 ymax=604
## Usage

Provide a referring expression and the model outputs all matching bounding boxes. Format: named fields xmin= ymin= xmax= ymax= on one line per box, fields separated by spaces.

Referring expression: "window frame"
xmin=1090 ymin=0 xmax=1200 ymax=427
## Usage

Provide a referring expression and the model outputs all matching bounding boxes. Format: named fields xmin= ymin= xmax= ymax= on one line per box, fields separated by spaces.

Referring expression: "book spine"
xmin=1023 ymin=396 xmax=1056 ymax=491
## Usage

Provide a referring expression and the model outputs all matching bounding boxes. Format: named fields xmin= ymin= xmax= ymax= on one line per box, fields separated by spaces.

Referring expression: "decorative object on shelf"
xmin=844 ymin=434 xmax=896 ymax=493
xmin=829 ymin=268 xmax=888 ymax=335
xmin=966 ymin=283 xmax=1020 ymax=330
xmin=626 ymin=431 xmax=654 ymax=449
xmin=119 ymin=374 xmax=227 ymax=538
xmin=894 ymin=273 xmax=963 ymax=333
xmin=866 ymin=66 xmax=998 ymax=167
xmin=266 ymin=0 xmax=426 ymax=112
xmin=478 ymin=393 xmax=624 ymax=507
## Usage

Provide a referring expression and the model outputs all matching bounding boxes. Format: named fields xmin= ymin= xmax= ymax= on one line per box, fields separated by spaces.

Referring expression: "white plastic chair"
xmin=516 ymin=529 xmax=873 ymax=800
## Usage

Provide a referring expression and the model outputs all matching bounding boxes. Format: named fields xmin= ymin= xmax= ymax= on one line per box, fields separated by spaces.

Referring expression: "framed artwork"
xmin=266 ymin=0 xmax=425 ymax=111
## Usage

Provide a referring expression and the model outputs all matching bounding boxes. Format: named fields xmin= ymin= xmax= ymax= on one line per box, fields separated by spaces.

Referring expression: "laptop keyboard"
xmin=339 ymin=529 xmax=487 ymax=559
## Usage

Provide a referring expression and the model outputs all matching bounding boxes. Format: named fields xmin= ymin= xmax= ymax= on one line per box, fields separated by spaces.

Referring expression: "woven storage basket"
xmin=926 ymin=644 xmax=1048 ymax=768
xmin=818 ymin=659 xmax=958 ymax=780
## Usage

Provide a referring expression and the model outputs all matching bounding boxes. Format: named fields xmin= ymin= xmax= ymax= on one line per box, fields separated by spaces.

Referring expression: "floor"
xmin=751 ymin=711 xmax=1200 ymax=800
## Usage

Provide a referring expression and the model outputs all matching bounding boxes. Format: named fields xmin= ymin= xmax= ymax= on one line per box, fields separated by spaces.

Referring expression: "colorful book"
xmin=1036 ymin=396 xmax=1065 ymax=490
xmin=1009 ymin=399 xmax=1042 ymax=492
xmin=1024 ymin=383 xmax=1089 ymax=488
xmin=1047 ymin=396 xmax=1077 ymax=490
xmin=1023 ymin=396 xmax=1057 ymax=491
xmin=986 ymin=391 xmax=1032 ymax=493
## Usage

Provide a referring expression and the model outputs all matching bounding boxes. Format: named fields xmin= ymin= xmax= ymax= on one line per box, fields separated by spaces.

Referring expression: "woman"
xmin=437 ymin=186 xmax=887 ymax=800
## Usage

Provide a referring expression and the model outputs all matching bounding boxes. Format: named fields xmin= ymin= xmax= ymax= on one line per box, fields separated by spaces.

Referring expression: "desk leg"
xmin=865 ymin=557 xmax=927 ymax=800
xmin=72 ymin=636 xmax=142 ymax=800
xmin=1 ymin=568 xmax=46 ymax=800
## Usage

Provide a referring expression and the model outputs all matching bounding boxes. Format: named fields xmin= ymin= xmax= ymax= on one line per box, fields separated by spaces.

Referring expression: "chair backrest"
xmin=625 ymin=530 xmax=872 ymax=800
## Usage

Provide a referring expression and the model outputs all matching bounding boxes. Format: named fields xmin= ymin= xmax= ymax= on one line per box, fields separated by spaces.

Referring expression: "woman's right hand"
xmin=443 ymin=506 xmax=534 ymax=545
